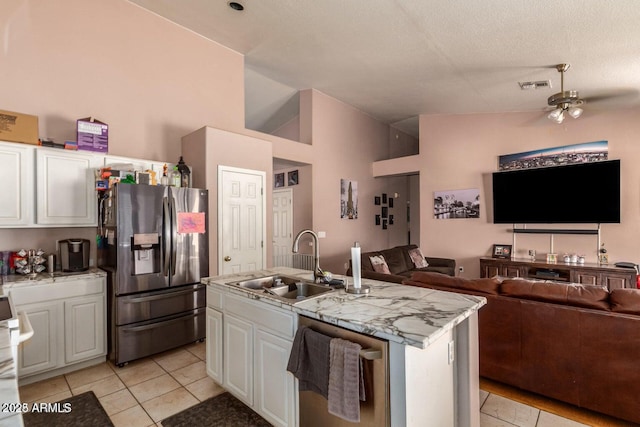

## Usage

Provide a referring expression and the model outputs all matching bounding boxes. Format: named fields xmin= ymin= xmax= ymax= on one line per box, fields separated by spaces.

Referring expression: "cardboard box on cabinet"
xmin=0 ymin=109 xmax=39 ymax=145
xmin=77 ymin=117 xmax=108 ymax=153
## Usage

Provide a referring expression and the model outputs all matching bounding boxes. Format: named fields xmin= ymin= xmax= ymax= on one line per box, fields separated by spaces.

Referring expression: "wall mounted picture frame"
xmin=374 ymin=196 xmax=381 ymax=205
xmin=340 ymin=179 xmax=358 ymax=219
xmin=288 ymin=170 xmax=299 ymax=186
xmin=382 ymin=193 xmax=387 ymax=204
xmin=375 ymin=214 xmax=380 ymax=225
xmin=382 ymin=219 xmax=388 ymax=230
xmin=492 ymin=244 xmax=512 ymax=259
xmin=388 ymin=197 xmax=394 ymax=208
xmin=381 ymin=206 xmax=388 ymax=218
xmin=274 ymin=172 xmax=285 ymax=188
xmin=389 ymin=214 xmax=394 ymax=225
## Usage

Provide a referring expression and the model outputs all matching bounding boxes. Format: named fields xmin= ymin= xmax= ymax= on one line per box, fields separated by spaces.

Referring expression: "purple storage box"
xmin=77 ymin=117 xmax=108 ymax=153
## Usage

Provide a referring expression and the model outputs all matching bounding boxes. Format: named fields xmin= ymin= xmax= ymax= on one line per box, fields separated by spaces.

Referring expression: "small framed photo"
xmin=374 ymin=196 xmax=381 ymax=205
xmin=274 ymin=173 xmax=285 ymax=188
xmin=492 ymin=244 xmax=512 ymax=259
xmin=388 ymin=197 xmax=394 ymax=208
xmin=381 ymin=206 xmax=388 ymax=218
xmin=382 ymin=219 xmax=388 ymax=230
xmin=375 ymin=214 xmax=380 ymax=225
xmin=599 ymin=253 xmax=609 ymax=264
xmin=382 ymin=193 xmax=387 ymax=204
xmin=389 ymin=214 xmax=394 ymax=225
xmin=287 ymin=170 xmax=299 ymax=186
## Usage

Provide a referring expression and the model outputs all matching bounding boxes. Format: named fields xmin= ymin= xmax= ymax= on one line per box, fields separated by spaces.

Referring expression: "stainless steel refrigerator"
xmin=99 ymin=183 xmax=208 ymax=366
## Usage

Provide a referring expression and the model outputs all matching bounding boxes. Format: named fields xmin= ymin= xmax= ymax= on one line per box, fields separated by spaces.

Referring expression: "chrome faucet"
xmin=292 ymin=229 xmax=325 ymax=284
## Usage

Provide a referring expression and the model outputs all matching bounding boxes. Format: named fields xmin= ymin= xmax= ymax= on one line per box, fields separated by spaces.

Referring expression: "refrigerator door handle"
xmin=171 ymin=193 xmax=178 ymax=276
xmin=163 ymin=196 xmax=171 ymax=277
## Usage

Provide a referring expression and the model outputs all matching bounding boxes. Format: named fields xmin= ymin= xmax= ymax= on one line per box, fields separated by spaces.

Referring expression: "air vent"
xmin=518 ymin=80 xmax=551 ymax=90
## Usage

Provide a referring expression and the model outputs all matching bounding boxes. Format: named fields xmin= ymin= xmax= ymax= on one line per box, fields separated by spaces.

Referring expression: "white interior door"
xmin=219 ymin=166 xmax=266 ymax=274
xmin=272 ymin=188 xmax=293 ymax=267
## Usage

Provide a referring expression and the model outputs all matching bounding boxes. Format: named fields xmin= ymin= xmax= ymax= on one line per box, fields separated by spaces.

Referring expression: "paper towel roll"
xmin=351 ymin=243 xmax=361 ymax=289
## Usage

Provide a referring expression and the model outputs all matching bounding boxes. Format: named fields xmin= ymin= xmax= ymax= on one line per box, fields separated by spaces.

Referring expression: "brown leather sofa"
xmin=403 ymin=271 xmax=640 ymax=425
xmin=345 ymin=244 xmax=455 ymax=283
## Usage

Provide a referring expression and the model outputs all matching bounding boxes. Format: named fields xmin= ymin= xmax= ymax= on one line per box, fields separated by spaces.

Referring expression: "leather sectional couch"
xmin=403 ymin=271 xmax=640 ymax=425
xmin=346 ymin=244 xmax=456 ymax=283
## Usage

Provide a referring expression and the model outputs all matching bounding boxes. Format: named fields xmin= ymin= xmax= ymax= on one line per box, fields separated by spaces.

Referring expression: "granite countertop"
xmin=204 ymin=267 xmax=486 ymax=350
xmin=0 ymin=267 xmax=106 ymax=290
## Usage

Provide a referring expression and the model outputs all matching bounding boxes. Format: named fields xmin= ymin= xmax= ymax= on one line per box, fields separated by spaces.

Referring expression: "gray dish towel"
xmin=286 ymin=325 xmax=332 ymax=398
xmin=328 ymin=337 xmax=365 ymax=422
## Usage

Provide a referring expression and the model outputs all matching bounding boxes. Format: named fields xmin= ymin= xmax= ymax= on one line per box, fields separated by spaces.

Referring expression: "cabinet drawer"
xmin=10 ymin=277 xmax=105 ymax=306
xmin=207 ymin=286 xmax=223 ymax=309
xmin=225 ymin=294 xmax=295 ymax=339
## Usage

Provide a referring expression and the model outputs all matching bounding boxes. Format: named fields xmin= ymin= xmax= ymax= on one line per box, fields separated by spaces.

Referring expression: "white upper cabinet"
xmin=36 ymin=148 xmax=102 ymax=226
xmin=0 ymin=142 xmax=34 ymax=226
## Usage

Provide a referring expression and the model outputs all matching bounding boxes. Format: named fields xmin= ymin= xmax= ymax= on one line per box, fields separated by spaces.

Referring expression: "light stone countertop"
xmin=203 ymin=267 xmax=487 ymax=350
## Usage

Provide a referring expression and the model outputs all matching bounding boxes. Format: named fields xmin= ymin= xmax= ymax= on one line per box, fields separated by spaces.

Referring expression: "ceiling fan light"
xmin=568 ymin=107 xmax=583 ymax=119
xmin=548 ymin=108 xmax=563 ymax=121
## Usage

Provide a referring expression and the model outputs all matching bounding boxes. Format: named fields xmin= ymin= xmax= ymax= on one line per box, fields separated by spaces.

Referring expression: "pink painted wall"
xmin=307 ymin=90 xmax=397 ymax=273
xmin=0 ymin=0 xmax=244 ymax=256
xmin=420 ymin=109 xmax=640 ymax=277
xmin=182 ymin=126 xmax=273 ymax=275
xmin=0 ymin=0 xmax=244 ymax=161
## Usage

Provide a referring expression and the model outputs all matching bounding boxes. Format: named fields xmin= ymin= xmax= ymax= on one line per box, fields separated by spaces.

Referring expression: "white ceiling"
xmin=130 ymin=0 xmax=640 ymax=136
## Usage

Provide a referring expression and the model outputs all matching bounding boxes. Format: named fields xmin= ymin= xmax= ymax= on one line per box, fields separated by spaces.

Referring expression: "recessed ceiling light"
xmin=228 ymin=2 xmax=244 ymax=11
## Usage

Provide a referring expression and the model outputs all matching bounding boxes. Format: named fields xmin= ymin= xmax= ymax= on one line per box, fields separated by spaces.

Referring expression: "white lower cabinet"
xmin=64 ymin=294 xmax=105 ymax=364
xmin=17 ymin=300 xmax=60 ymax=376
xmin=10 ymin=275 xmax=107 ymax=381
xmin=255 ymin=329 xmax=295 ymax=427
xmin=206 ymin=286 xmax=298 ymax=427
xmin=224 ymin=313 xmax=253 ymax=405
xmin=205 ymin=307 xmax=223 ymax=383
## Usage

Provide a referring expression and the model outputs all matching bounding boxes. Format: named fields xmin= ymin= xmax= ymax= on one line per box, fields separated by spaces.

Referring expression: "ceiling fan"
xmin=547 ymin=63 xmax=584 ymax=124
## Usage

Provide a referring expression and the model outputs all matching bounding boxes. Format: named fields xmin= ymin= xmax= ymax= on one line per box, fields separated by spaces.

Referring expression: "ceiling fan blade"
xmin=582 ymin=88 xmax=639 ymax=105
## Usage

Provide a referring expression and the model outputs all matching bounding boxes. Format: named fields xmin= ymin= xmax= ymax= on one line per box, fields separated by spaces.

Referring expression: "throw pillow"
xmin=408 ymin=247 xmax=429 ymax=269
xmin=369 ymin=255 xmax=391 ymax=274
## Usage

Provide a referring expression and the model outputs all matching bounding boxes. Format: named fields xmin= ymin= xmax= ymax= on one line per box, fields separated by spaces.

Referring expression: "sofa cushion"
xmin=500 ymin=279 xmax=610 ymax=311
xmin=380 ymin=248 xmax=409 ymax=274
xmin=610 ymin=288 xmax=640 ymax=315
xmin=369 ymin=255 xmax=391 ymax=274
xmin=407 ymin=271 xmax=501 ymax=295
xmin=408 ymin=247 xmax=429 ymax=268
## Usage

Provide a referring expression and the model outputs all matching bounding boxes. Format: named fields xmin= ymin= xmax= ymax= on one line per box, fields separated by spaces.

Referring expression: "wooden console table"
xmin=479 ymin=257 xmax=637 ymax=290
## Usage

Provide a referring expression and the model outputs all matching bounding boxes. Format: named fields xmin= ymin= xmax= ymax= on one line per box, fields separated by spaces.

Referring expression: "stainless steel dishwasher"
xmin=297 ymin=315 xmax=390 ymax=427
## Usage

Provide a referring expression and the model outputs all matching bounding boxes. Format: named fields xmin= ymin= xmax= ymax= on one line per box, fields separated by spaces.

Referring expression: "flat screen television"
xmin=492 ymin=160 xmax=620 ymax=224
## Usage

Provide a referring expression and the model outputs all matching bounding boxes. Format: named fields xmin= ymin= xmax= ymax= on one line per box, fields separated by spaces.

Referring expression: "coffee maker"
xmin=59 ymin=239 xmax=90 ymax=272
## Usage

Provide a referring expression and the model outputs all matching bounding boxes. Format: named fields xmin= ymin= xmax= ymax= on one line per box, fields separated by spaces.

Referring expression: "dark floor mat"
xmin=23 ymin=391 xmax=113 ymax=427
xmin=161 ymin=392 xmax=272 ymax=427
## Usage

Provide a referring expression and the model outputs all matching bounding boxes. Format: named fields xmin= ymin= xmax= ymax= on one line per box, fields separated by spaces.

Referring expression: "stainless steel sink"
xmin=228 ymin=274 xmax=333 ymax=303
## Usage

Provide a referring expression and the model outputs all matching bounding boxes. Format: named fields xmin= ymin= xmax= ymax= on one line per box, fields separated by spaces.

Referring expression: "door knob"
xmin=224 ymin=256 xmax=231 ymax=262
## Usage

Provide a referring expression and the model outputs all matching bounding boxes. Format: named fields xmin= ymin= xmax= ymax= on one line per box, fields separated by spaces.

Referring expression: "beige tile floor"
xmin=19 ymin=343 xmax=634 ymax=427
xmin=18 ymin=341 xmax=225 ymax=427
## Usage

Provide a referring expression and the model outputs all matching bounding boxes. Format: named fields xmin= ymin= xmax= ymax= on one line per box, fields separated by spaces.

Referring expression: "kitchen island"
xmin=204 ymin=267 xmax=486 ymax=427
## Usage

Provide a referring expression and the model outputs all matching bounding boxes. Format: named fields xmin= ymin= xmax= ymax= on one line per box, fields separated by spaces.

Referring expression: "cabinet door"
xmin=224 ymin=314 xmax=253 ymax=406
xmin=480 ymin=263 xmax=499 ymax=278
xmin=206 ymin=307 xmax=223 ymax=383
xmin=602 ymin=272 xmax=634 ymax=290
xmin=64 ymin=294 xmax=106 ymax=363
xmin=17 ymin=301 xmax=61 ymax=376
xmin=503 ymin=265 xmax=523 ymax=278
xmin=36 ymin=149 xmax=101 ymax=225
xmin=0 ymin=142 xmax=34 ymax=226
xmin=255 ymin=329 xmax=295 ymax=427
xmin=571 ymin=270 xmax=600 ymax=286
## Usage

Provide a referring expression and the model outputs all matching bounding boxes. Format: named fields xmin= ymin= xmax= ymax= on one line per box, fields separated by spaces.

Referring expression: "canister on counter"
xmin=47 ymin=254 xmax=56 ymax=273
